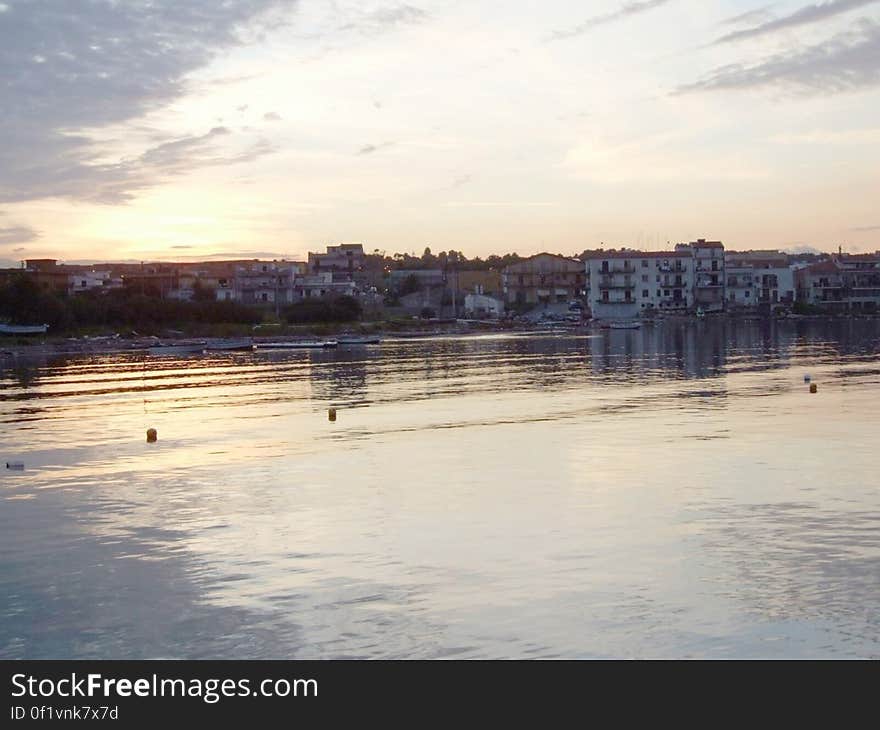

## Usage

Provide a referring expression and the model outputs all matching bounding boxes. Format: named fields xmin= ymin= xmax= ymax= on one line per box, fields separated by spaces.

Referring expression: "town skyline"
xmin=3 ymin=1 xmax=880 ymax=266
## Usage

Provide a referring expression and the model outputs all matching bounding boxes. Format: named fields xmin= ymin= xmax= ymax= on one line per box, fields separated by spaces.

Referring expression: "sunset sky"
xmin=1 ymin=0 xmax=879 ymax=266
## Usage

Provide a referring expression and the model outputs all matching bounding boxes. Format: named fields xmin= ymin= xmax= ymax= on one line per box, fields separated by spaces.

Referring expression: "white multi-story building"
xmin=796 ymin=253 xmax=880 ymax=312
xmin=676 ymin=239 xmax=725 ymax=312
xmin=586 ymin=251 xmax=694 ymax=320
xmin=233 ymin=261 xmax=300 ymax=307
xmin=68 ymin=270 xmax=118 ymax=294
xmin=725 ymin=251 xmax=795 ymax=309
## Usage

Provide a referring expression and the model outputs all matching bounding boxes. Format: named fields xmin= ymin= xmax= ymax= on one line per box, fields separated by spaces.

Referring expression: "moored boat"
xmin=148 ymin=341 xmax=207 ymax=356
xmin=337 ymin=336 xmax=381 ymax=345
xmin=0 ymin=323 xmax=49 ymax=335
xmin=609 ymin=321 xmax=641 ymax=330
xmin=256 ymin=340 xmax=338 ymax=350
xmin=204 ymin=338 xmax=255 ymax=351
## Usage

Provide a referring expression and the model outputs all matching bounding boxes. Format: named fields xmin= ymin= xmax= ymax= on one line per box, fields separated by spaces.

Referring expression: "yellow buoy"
xmin=809 ymin=383 xmax=817 ymax=394
xmin=328 ymin=408 xmax=337 ymax=422
xmin=146 ymin=428 xmax=158 ymax=442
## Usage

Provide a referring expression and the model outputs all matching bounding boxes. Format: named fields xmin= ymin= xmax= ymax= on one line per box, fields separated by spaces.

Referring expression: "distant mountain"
xmin=783 ymin=245 xmax=823 ymax=255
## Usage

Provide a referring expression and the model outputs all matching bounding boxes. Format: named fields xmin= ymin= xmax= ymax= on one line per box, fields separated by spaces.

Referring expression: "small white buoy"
xmin=6 ymin=461 xmax=24 ymax=470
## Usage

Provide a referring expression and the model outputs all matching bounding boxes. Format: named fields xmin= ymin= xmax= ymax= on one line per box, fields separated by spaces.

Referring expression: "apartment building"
xmin=502 ymin=253 xmax=585 ymax=306
xmin=586 ymin=251 xmax=694 ymax=320
xmin=796 ymin=253 xmax=880 ymax=311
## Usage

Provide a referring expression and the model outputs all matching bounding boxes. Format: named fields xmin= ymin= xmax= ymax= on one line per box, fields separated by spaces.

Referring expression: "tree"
xmin=399 ymin=274 xmax=422 ymax=296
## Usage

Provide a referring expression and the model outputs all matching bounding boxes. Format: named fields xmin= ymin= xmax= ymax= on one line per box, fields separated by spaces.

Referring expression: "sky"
xmin=1 ymin=0 xmax=879 ymax=266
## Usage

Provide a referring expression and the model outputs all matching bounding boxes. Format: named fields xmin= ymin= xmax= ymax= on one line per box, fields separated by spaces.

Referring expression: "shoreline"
xmin=1 ymin=312 xmax=877 ymax=359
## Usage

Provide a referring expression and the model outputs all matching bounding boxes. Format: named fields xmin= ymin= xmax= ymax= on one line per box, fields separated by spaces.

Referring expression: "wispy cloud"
xmin=678 ymin=19 xmax=880 ymax=94
xmin=338 ymin=4 xmax=428 ymax=34
xmin=0 ymin=225 xmax=40 ymax=245
xmin=851 ymin=224 xmax=880 ymax=231
xmin=357 ymin=141 xmax=396 ymax=155
xmin=263 ymin=111 xmax=282 ymax=121
xmin=715 ymin=0 xmax=879 ymax=44
xmin=548 ymin=0 xmax=674 ymax=41
xmin=0 ymin=0 xmax=297 ymax=204
xmin=770 ymin=127 xmax=880 ymax=143
xmin=721 ymin=6 xmax=776 ymax=27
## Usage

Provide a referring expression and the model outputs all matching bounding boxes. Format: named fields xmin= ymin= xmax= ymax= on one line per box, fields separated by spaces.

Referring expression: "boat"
xmin=148 ymin=341 xmax=207 ymax=356
xmin=204 ymin=338 xmax=255 ymax=352
xmin=337 ymin=336 xmax=381 ymax=345
xmin=609 ymin=321 xmax=641 ymax=330
xmin=256 ymin=340 xmax=338 ymax=350
xmin=0 ymin=323 xmax=48 ymax=335
xmin=696 ymin=307 xmax=706 ymax=319
xmin=388 ymin=331 xmax=442 ymax=339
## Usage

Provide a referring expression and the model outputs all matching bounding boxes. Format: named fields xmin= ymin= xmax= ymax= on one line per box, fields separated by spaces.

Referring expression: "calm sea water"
xmin=2 ymin=320 xmax=879 ymax=659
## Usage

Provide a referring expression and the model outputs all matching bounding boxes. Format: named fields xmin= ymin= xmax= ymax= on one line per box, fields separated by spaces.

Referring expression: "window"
xmin=642 ymin=289 xmax=649 ymax=298
xmin=664 ymin=290 xmax=670 ymax=296
xmin=641 ymin=260 xmax=648 ymax=268
xmin=745 ymin=290 xmax=750 ymax=298
xmin=656 ymin=289 xmax=660 ymax=297
xmin=642 ymin=274 xmax=648 ymax=282
xmin=602 ymin=290 xmax=609 ymax=302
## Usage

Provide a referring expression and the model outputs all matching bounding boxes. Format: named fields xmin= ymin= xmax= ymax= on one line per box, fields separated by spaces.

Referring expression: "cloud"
xmin=851 ymin=224 xmax=880 ymax=231
xmin=770 ymin=127 xmax=880 ymax=143
xmin=339 ymin=5 xmax=428 ymax=34
xmin=263 ymin=111 xmax=282 ymax=121
xmin=548 ymin=0 xmax=674 ymax=41
xmin=677 ymin=19 xmax=880 ymax=94
xmin=0 ymin=0 xmax=297 ymax=204
xmin=715 ymin=0 xmax=879 ymax=44
xmin=357 ymin=141 xmax=396 ymax=155
xmin=721 ymin=6 xmax=777 ymax=27
xmin=236 ymin=104 xmax=249 ymax=112
xmin=0 ymin=225 xmax=40 ymax=245
xmin=451 ymin=174 xmax=473 ymax=188
xmin=0 ymin=126 xmax=277 ymax=204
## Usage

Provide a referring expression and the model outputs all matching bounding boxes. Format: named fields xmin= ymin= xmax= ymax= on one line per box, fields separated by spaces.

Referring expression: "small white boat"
xmin=148 ymin=342 xmax=207 ymax=356
xmin=609 ymin=321 xmax=641 ymax=330
xmin=337 ymin=336 xmax=381 ymax=345
xmin=0 ymin=323 xmax=48 ymax=335
xmin=204 ymin=338 xmax=254 ymax=352
xmin=257 ymin=340 xmax=338 ymax=350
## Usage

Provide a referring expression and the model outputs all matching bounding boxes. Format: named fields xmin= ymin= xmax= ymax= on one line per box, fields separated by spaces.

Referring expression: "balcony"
xmin=599 ymin=298 xmax=637 ymax=305
xmin=600 ymin=264 xmax=636 ymax=274
xmin=597 ymin=276 xmax=635 ymax=289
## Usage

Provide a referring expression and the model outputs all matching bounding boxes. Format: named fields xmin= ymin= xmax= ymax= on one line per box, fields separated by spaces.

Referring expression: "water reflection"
xmin=1 ymin=319 xmax=879 ymax=657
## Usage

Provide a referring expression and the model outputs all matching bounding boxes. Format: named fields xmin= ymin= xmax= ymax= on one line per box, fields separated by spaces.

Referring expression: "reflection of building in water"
xmin=305 ymin=349 xmax=371 ymax=405
xmin=586 ymin=321 xmax=805 ymax=381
